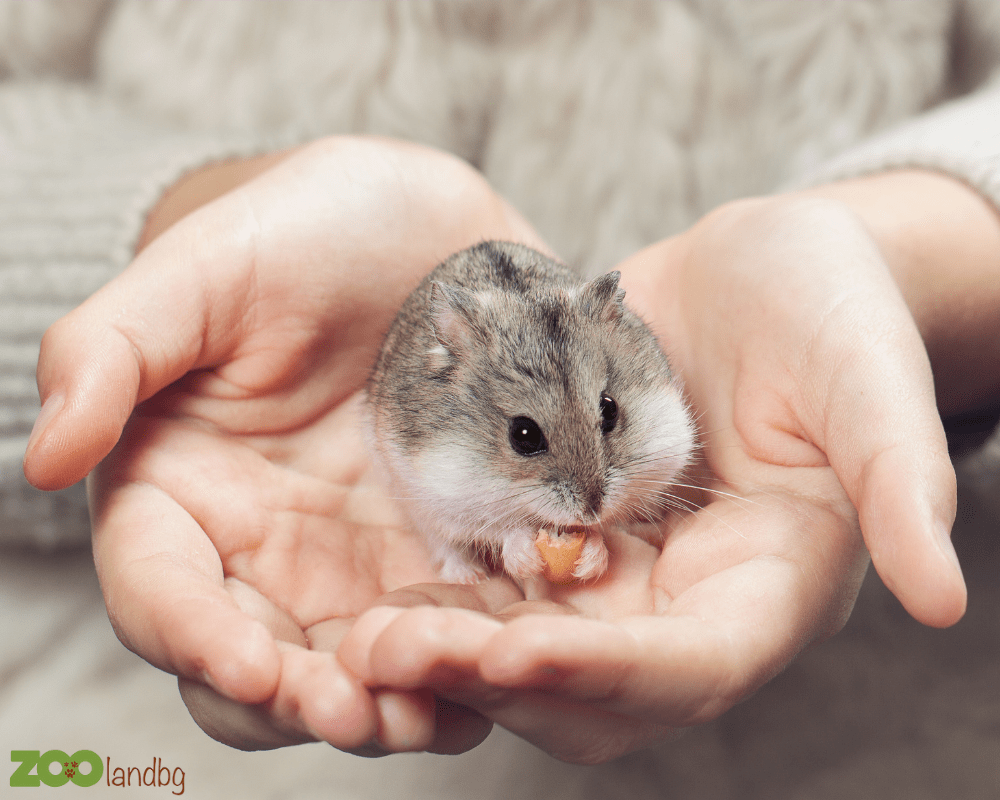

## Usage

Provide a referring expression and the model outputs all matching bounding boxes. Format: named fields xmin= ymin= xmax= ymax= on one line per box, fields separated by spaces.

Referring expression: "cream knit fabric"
xmin=1 ymin=0 xmax=999 ymax=546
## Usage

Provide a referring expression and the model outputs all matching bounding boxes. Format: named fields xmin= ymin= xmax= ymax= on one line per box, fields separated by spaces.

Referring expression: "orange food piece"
xmin=534 ymin=528 xmax=586 ymax=585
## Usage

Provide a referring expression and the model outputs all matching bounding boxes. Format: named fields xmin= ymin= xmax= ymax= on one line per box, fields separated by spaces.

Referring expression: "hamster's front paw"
xmin=505 ymin=528 xmax=610 ymax=584
xmin=572 ymin=530 xmax=609 ymax=581
xmin=435 ymin=546 xmax=489 ymax=585
xmin=500 ymin=533 xmax=546 ymax=582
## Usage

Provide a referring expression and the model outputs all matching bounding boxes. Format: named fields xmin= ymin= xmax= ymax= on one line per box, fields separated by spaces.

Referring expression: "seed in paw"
xmin=534 ymin=527 xmax=587 ymax=585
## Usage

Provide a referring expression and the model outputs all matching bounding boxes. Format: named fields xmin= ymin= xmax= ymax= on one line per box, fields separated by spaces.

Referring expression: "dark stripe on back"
xmin=485 ymin=242 xmax=528 ymax=293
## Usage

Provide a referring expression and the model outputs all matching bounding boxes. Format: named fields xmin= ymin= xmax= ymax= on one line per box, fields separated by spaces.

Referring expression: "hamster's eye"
xmin=509 ymin=416 xmax=547 ymax=456
xmin=600 ymin=393 xmax=618 ymax=434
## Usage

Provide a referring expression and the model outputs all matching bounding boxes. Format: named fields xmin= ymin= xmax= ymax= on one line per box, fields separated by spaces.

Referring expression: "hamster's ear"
xmin=578 ymin=270 xmax=625 ymax=324
xmin=428 ymin=281 xmax=481 ymax=355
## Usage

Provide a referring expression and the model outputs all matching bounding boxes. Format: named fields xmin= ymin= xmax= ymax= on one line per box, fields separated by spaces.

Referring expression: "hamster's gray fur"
xmin=368 ymin=241 xmax=694 ymax=583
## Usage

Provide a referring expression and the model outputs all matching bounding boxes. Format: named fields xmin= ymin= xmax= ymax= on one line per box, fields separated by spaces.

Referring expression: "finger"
xmin=370 ymin=689 xmax=437 ymax=752
xmin=337 ymin=579 xmax=520 ymax=686
xmin=810 ymin=301 xmax=965 ymax=626
xmin=24 ymin=208 xmax=256 ymax=490
xmin=336 ymin=606 xmax=408 ymax=683
xmin=479 ymin=614 xmax=728 ymax=726
xmin=91 ymin=476 xmax=281 ymax=704
xmin=480 ymin=533 xmax=863 ymax=729
xmin=315 ymin=614 xmax=494 ymax=755
xmin=468 ymin=689 xmax=673 ymax=765
xmin=309 ymin=608 xmax=493 ymax=756
xmin=341 ymin=606 xmax=503 ymax=691
xmin=427 ymin=698 xmax=494 ymax=756
xmin=368 ymin=579 xmax=525 ymax=615
xmin=179 ymin=641 xmax=380 ymax=752
xmin=312 ymin=617 xmax=458 ymax=755
xmin=349 ymin=605 xmax=663 ymax=761
xmin=178 ymin=678 xmax=312 ymax=751
xmin=852 ymin=441 xmax=963 ymax=627
xmin=334 ymin=696 xmax=494 ymax=758
xmin=269 ymin=643 xmax=379 ymax=750
xmin=674 ymin=198 xmax=966 ymax=627
xmin=354 ymin=607 xmax=671 ymax=763
xmin=350 ymin=606 xmax=720 ymax=763
xmin=341 ymin=606 xmax=567 ymax=758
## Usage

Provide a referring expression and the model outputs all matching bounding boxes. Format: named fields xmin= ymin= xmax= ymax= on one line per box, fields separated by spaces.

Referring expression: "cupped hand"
xmin=23 ymin=136 xmax=547 ymax=754
xmin=337 ymin=193 xmax=966 ymax=764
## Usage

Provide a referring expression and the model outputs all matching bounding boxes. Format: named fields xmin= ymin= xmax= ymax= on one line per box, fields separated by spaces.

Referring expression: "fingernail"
xmin=26 ymin=393 xmax=64 ymax=456
xmin=935 ymin=522 xmax=963 ymax=574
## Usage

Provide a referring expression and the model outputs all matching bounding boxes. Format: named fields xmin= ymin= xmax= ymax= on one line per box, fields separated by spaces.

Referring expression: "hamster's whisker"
xmin=462 ymin=488 xmax=547 ymax=541
xmin=616 ymin=484 xmax=750 ymax=541
xmin=611 ymin=495 xmax=684 ymax=532
xmin=622 ymin=460 xmax=695 ymax=478
xmin=610 ymin=484 xmax=682 ymax=524
xmin=467 ymin=511 xmax=520 ymax=542
xmin=626 ymin=477 xmax=763 ymax=519
xmin=360 ymin=481 xmax=550 ymax=510
xmin=629 ymin=444 xmax=695 ymax=460
xmin=445 ymin=486 xmax=552 ymax=528
xmin=463 ymin=490 xmax=542 ymax=514
xmin=624 ymin=451 xmax=697 ymax=471
xmin=668 ymin=481 xmax=764 ymax=507
xmin=628 ymin=476 xmax=764 ymax=510
xmin=668 ymin=470 xmax=796 ymax=511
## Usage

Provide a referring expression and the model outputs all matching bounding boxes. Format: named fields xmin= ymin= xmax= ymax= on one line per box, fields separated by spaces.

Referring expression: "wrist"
xmin=137 ymin=150 xmax=293 ymax=252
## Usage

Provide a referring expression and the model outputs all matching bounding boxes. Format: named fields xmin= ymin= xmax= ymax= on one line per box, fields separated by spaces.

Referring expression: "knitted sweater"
xmin=2 ymin=0 xmax=999 ymax=547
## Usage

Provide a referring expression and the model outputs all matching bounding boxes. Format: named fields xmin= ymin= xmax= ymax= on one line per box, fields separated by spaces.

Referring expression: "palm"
xmin=121 ymin=390 xmax=435 ymax=613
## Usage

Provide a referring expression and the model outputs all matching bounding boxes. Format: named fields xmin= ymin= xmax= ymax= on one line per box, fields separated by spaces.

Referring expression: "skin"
xmin=23 ymin=136 xmax=997 ymax=761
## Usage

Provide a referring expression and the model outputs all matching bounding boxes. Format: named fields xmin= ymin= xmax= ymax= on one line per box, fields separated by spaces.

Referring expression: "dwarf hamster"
xmin=368 ymin=241 xmax=695 ymax=584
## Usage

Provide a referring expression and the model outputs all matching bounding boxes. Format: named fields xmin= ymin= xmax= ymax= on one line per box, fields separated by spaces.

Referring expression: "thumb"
xmin=818 ymin=303 xmax=966 ymax=628
xmin=25 ymin=320 xmax=145 ymax=491
xmin=24 ymin=214 xmax=253 ymax=490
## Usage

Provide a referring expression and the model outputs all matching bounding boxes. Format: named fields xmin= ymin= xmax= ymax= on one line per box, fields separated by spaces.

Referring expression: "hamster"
xmin=367 ymin=241 xmax=695 ymax=584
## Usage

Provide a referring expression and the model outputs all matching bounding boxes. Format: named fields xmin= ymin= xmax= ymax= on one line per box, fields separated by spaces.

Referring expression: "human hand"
xmin=23 ymin=136 xmax=549 ymax=754
xmin=336 ymin=191 xmax=967 ymax=763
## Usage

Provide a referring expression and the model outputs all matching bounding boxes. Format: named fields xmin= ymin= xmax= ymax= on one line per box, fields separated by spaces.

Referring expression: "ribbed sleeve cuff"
xmin=0 ymin=81 xmax=275 ymax=547
xmin=791 ymin=78 xmax=1000 ymax=211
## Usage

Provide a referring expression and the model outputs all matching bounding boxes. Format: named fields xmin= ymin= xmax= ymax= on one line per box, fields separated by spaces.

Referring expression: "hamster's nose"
xmin=581 ymin=484 xmax=603 ymax=519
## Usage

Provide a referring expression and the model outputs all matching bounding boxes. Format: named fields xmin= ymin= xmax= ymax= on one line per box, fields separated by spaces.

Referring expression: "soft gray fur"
xmin=368 ymin=241 xmax=694 ymax=583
